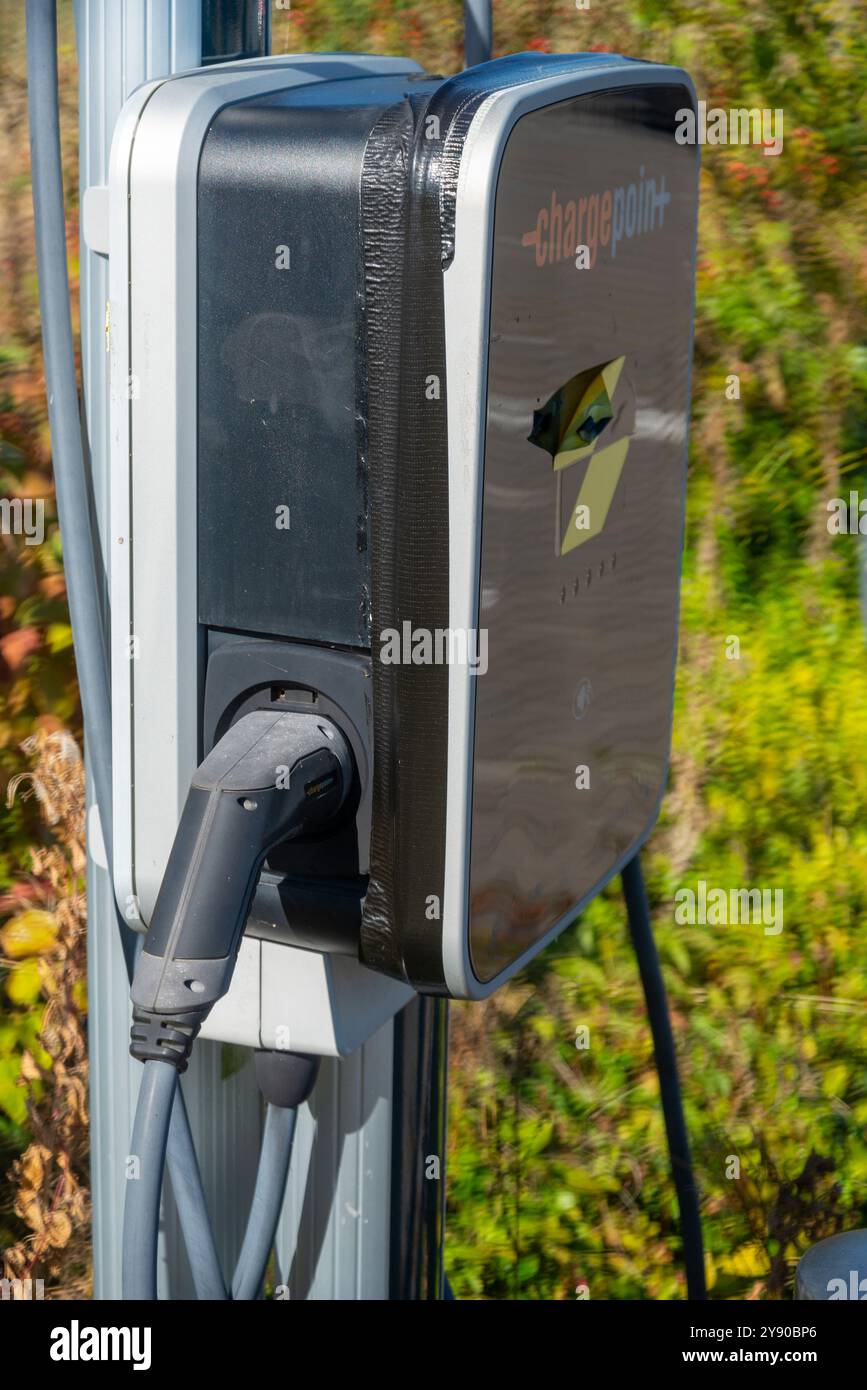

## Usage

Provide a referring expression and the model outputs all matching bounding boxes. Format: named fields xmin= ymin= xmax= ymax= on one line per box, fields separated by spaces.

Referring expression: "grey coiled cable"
xmin=232 ymin=1104 xmax=298 ymax=1300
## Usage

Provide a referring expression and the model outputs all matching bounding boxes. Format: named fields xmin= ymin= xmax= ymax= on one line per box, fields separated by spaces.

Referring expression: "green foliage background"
xmin=1 ymin=0 xmax=866 ymax=1297
xmin=0 ymin=0 xmax=80 ymax=1249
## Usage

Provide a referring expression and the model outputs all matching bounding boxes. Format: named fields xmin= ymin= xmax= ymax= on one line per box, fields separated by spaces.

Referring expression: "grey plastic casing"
xmin=108 ymin=56 xmax=419 ymax=1054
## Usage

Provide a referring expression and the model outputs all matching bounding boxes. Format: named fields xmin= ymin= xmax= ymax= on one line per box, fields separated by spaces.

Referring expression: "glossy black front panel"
xmin=469 ymin=85 xmax=699 ymax=981
xmin=196 ymin=73 xmax=432 ymax=649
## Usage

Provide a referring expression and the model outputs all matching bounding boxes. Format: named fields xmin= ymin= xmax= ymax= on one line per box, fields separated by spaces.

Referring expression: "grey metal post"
xmin=76 ymin=0 xmax=398 ymax=1299
xmin=463 ymin=0 xmax=492 ymax=67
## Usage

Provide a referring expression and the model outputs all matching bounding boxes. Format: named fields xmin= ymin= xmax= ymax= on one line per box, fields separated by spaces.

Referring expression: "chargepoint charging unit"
xmin=28 ymin=0 xmax=702 ymax=1299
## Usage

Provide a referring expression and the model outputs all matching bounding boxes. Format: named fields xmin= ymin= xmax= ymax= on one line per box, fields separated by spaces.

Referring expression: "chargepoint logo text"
xmin=521 ymin=168 xmax=671 ymax=270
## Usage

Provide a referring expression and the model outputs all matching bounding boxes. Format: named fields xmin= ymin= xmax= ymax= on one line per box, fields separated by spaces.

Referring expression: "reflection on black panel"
xmin=468 ymin=86 xmax=699 ymax=981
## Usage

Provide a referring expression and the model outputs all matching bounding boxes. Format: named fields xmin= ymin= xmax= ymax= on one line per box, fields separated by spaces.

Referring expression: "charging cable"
xmin=622 ymin=853 xmax=706 ymax=1300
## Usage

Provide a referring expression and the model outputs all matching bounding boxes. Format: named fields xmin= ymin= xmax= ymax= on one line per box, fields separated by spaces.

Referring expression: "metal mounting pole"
xmin=463 ymin=0 xmax=493 ymax=68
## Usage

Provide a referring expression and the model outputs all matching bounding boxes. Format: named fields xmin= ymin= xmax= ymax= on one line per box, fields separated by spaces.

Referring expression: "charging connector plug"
xmin=130 ymin=709 xmax=353 ymax=1071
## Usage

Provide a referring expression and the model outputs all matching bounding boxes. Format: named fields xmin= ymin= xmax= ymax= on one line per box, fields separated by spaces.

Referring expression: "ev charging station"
xmin=28 ymin=0 xmax=702 ymax=1301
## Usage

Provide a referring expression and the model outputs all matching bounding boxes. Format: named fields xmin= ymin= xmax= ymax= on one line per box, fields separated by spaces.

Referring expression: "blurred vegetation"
xmin=1 ymin=0 xmax=866 ymax=1297
xmin=0 ymin=0 xmax=80 ymax=1257
xmin=2 ymin=729 xmax=90 ymax=1298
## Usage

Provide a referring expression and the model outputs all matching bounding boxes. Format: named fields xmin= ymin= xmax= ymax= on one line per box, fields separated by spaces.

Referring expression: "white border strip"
xmin=108 ymin=75 xmax=167 ymax=925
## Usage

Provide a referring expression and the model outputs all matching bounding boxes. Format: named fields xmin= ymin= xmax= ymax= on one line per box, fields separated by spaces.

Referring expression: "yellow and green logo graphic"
xmin=528 ymin=357 xmax=631 ymax=556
